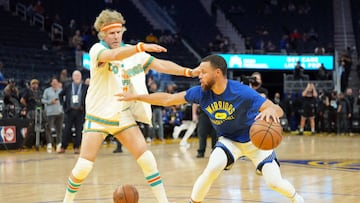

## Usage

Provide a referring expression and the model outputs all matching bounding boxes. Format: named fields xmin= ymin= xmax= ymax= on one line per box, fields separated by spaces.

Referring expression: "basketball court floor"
xmin=0 ymin=134 xmax=359 ymax=203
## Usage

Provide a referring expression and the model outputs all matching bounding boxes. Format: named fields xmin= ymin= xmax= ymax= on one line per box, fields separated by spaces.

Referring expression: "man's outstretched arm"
xmin=116 ymin=91 xmax=187 ymax=107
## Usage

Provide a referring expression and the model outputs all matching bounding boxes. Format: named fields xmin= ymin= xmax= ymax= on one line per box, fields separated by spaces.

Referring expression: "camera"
xmin=8 ymin=78 xmax=15 ymax=84
xmin=240 ymin=75 xmax=257 ymax=86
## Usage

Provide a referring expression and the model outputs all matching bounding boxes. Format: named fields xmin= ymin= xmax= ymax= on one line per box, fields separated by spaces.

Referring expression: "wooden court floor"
xmin=0 ymin=133 xmax=360 ymax=203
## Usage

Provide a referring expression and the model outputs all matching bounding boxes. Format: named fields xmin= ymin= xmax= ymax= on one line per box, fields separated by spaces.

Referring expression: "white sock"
xmin=63 ymin=158 xmax=94 ymax=203
xmin=137 ymin=150 xmax=168 ymax=203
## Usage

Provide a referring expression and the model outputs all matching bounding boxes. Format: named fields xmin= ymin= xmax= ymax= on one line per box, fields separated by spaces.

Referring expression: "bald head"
xmin=72 ymin=70 xmax=82 ymax=84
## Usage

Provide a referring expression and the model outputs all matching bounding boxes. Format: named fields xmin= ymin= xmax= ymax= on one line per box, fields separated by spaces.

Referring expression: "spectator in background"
xmin=265 ymin=40 xmax=276 ymax=52
xmin=33 ymin=0 xmax=44 ymax=15
xmin=147 ymin=81 xmax=165 ymax=142
xmin=272 ymin=92 xmax=282 ymax=107
xmin=59 ymin=69 xmax=71 ymax=86
xmin=338 ymin=60 xmax=347 ymax=92
xmin=164 ymin=83 xmax=177 ymax=94
xmin=356 ymin=59 xmax=360 ymax=79
xmin=58 ymin=70 xmax=88 ymax=154
xmin=314 ymin=46 xmax=325 ymax=55
xmin=145 ymin=32 xmax=159 ymax=43
xmin=172 ymin=104 xmax=197 ymax=148
xmin=282 ymin=92 xmax=296 ymax=131
xmin=163 ymin=105 xmax=183 ymax=136
xmin=317 ymin=63 xmax=329 ymax=80
xmin=357 ymin=89 xmax=360 ymax=118
xmin=193 ymin=104 xmax=217 ymax=158
xmin=325 ymin=91 xmax=338 ymax=133
xmin=112 ymin=136 xmax=123 ymax=153
xmin=250 ymin=72 xmax=268 ymax=98
xmin=3 ymin=79 xmax=21 ymax=118
xmin=289 ymin=29 xmax=302 ymax=53
xmin=298 ymin=82 xmax=318 ymax=135
xmin=316 ymin=90 xmax=327 ymax=133
xmin=307 ymin=27 xmax=318 ymax=42
xmin=67 ymin=19 xmax=77 ymax=41
xmin=293 ymin=61 xmax=305 ymax=80
xmin=41 ymin=77 xmax=64 ymax=153
xmin=71 ymin=29 xmax=83 ymax=49
xmin=344 ymin=87 xmax=354 ymax=134
xmin=339 ymin=53 xmax=352 ymax=92
xmin=279 ymin=35 xmax=289 ymax=54
xmin=20 ymin=79 xmax=50 ymax=149
xmin=336 ymin=92 xmax=350 ymax=135
xmin=84 ymin=77 xmax=90 ymax=85
xmin=26 ymin=1 xmax=36 ymax=20
xmin=0 ymin=61 xmax=8 ymax=93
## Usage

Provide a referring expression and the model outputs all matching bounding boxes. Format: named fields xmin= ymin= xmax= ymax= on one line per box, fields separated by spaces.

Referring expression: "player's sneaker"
xmin=179 ymin=142 xmax=190 ymax=148
xmin=292 ymin=193 xmax=304 ymax=203
xmin=47 ymin=143 xmax=52 ymax=153
xmin=56 ymin=143 xmax=62 ymax=153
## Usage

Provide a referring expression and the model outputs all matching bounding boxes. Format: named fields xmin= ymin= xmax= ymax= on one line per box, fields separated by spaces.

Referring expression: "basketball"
xmin=113 ymin=184 xmax=139 ymax=203
xmin=249 ymin=119 xmax=283 ymax=150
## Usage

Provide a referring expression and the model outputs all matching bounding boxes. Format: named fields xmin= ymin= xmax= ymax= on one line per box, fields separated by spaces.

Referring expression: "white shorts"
xmin=216 ymin=136 xmax=277 ymax=173
xmin=83 ymin=108 xmax=137 ymax=137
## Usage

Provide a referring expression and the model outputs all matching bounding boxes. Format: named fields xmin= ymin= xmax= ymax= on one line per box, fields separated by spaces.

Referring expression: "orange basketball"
xmin=113 ymin=184 xmax=139 ymax=203
xmin=249 ymin=119 xmax=283 ymax=150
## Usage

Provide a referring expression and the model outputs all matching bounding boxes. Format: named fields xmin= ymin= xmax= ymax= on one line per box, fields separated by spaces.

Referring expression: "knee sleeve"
xmin=204 ymin=148 xmax=228 ymax=176
xmin=71 ymin=157 xmax=94 ymax=180
xmin=136 ymin=150 xmax=157 ymax=173
xmin=214 ymin=142 xmax=235 ymax=170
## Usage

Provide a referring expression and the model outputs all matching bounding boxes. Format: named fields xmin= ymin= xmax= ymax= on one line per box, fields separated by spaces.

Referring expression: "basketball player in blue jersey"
xmin=116 ymin=54 xmax=305 ymax=203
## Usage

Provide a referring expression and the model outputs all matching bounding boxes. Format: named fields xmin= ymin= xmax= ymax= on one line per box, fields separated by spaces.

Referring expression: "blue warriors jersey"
xmin=185 ymin=80 xmax=266 ymax=143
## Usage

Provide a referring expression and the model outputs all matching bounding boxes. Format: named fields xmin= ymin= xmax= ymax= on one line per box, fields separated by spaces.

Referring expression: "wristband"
xmin=184 ymin=68 xmax=192 ymax=77
xmin=136 ymin=42 xmax=145 ymax=52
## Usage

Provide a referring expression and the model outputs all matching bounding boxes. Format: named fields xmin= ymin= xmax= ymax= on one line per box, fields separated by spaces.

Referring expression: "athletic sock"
xmin=137 ymin=150 xmax=168 ymax=203
xmin=63 ymin=178 xmax=82 ymax=203
xmin=63 ymin=158 xmax=94 ymax=203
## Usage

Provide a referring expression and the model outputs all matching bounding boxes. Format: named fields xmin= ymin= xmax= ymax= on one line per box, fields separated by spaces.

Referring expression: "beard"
xmin=201 ymin=77 xmax=216 ymax=91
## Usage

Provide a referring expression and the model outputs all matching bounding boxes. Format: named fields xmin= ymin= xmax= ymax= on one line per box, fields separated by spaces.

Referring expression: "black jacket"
xmin=59 ymin=82 xmax=88 ymax=113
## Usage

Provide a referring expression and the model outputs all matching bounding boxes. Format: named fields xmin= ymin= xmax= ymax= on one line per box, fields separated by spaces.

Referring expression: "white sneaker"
xmin=56 ymin=143 xmax=62 ymax=153
xmin=146 ymin=137 xmax=152 ymax=142
xmin=179 ymin=142 xmax=190 ymax=148
xmin=47 ymin=143 xmax=52 ymax=153
xmin=292 ymin=193 xmax=304 ymax=203
xmin=172 ymin=127 xmax=180 ymax=139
